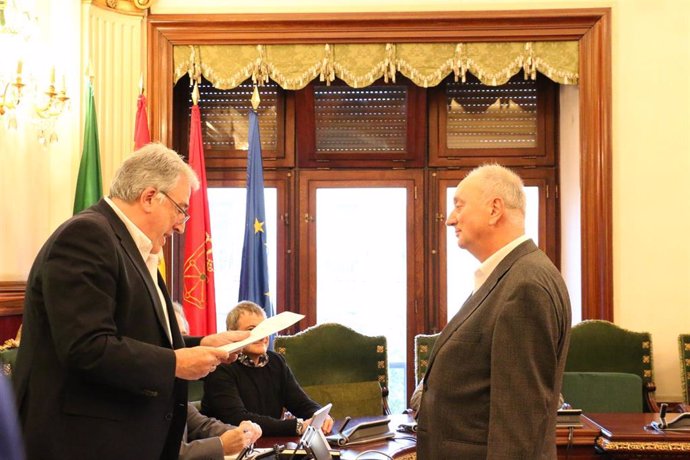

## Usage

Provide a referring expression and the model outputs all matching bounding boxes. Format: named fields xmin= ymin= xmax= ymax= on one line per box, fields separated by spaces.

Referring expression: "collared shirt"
xmin=473 ymin=234 xmax=530 ymax=293
xmin=238 ymin=352 xmax=269 ymax=368
xmin=105 ymin=197 xmax=173 ymax=343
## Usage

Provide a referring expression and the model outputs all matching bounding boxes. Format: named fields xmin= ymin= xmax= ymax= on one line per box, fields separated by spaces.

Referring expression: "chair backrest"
xmin=565 ymin=320 xmax=657 ymax=412
xmin=188 ymin=379 xmax=204 ymax=410
xmin=414 ymin=333 xmax=440 ymax=385
xmin=561 ymin=371 xmax=643 ymax=412
xmin=274 ymin=323 xmax=388 ymax=419
xmin=679 ymin=334 xmax=690 ymax=405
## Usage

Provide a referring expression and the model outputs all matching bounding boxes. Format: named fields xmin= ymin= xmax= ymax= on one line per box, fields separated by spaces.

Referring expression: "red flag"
xmin=134 ymin=93 xmax=151 ymax=149
xmin=134 ymin=92 xmax=166 ymax=278
xmin=182 ymin=102 xmax=217 ymax=335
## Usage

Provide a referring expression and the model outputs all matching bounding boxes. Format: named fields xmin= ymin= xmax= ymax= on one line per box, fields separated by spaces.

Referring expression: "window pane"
xmin=314 ymin=85 xmax=408 ymax=153
xmin=315 ymin=188 xmax=407 ymax=414
xmin=446 ymin=185 xmax=539 ymax=321
xmin=445 ymin=78 xmax=537 ymax=149
xmin=208 ymin=188 xmax=277 ymax=332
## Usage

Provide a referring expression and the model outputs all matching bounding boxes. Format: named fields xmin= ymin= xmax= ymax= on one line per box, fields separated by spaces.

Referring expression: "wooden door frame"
xmin=148 ymin=8 xmax=612 ymax=321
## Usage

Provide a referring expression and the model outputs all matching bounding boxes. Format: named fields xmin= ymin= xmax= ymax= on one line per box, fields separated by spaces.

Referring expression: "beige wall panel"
xmin=85 ymin=4 xmax=145 ymax=195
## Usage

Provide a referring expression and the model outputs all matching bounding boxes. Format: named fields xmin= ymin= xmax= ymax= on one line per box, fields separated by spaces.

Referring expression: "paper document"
xmin=218 ymin=311 xmax=304 ymax=353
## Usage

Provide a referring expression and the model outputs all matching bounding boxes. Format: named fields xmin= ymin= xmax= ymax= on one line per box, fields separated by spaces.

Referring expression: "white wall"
xmin=0 ymin=0 xmax=81 ymax=279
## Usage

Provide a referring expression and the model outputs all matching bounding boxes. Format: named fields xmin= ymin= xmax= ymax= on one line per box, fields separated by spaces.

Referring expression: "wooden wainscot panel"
xmin=0 ymin=281 xmax=25 ymax=317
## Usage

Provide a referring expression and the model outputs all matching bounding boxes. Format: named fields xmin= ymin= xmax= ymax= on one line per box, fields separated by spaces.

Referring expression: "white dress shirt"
xmin=105 ymin=197 xmax=173 ymax=343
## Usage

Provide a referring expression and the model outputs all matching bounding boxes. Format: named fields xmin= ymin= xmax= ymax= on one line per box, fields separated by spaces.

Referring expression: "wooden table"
xmin=256 ymin=414 xmax=416 ymax=459
xmin=557 ymin=416 xmax=601 ymax=459
xmin=587 ymin=413 xmax=690 ymax=459
xmin=257 ymin=413 xmax=605 ymax=459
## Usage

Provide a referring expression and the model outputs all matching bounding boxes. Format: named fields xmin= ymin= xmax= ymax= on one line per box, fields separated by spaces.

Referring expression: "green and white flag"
xmin=73 ymin=80 xmax=102 ymax=214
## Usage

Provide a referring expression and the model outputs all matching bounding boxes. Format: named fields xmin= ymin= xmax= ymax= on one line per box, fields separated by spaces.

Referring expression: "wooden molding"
xmin=578 ymin=11 xmax=613 ymax=320
xmin=148 ymin=10 xmax=606 ymax=43
xmin=0 ymin=281 xmax=25 ymax=316
xmin=147 ymin=8 xmax=613 ymax=321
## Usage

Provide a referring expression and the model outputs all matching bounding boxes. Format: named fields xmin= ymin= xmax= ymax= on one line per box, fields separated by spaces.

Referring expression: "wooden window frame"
xmin=148 ymin=9 xmax=613 ymax=322
xmin=429 ymin=74 xmax=558 ymax=167
xmin=430 ymin=168 xmax=559 ymax=332
xmin=167 ymin=170 xmax=295 ymax=317
xmin=295 ymin=77 xmax=426 ymax=168
xmin=297 ymin=169 xmax=425 ymax=397
xmin=172 ymin=75 xmax=296 ymax=169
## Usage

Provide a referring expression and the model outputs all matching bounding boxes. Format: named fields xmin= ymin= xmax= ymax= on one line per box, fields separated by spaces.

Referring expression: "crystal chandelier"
xmin=0 ymin=0 xmax=70 ymax=144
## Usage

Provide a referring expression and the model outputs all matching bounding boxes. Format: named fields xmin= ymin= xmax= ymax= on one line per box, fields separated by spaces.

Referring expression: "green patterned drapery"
xmin=174 ymin=41 xmax=578 ymax=90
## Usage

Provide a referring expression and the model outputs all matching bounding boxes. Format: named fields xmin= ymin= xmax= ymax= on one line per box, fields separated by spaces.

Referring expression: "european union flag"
xmin=238 ymin=110 xmax=274 ymax=318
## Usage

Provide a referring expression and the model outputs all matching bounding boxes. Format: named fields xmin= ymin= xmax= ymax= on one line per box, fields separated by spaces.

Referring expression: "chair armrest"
xmin=645 ymin=381 xmax=660 ymax=413
xmin=381 ymin=385 xmax=391 ymax=415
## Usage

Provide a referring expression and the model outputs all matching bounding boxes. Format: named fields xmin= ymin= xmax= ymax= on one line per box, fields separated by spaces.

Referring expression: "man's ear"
xmin=488 ymin=197 xmax=504 ymax=225
xmin=140 ymin=187 xmax=158 ymax=212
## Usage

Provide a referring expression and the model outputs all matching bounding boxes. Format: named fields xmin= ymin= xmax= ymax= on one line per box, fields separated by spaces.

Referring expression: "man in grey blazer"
xmin=181 ymin=403 xmax=261 ymax=460
xmin=416 ymin=164 xmax=571 ymax=459
xmin=14 ymin=144 xmax=250 ymax=460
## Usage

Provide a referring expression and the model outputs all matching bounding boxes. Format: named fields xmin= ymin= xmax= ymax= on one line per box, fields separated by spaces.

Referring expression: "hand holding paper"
xmin=218 ymin=311 xmax=304 ymax=353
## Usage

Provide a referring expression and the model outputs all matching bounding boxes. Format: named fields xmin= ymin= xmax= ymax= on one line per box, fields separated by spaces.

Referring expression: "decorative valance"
xmin=173 ymin=41 xmax=578 ymax=90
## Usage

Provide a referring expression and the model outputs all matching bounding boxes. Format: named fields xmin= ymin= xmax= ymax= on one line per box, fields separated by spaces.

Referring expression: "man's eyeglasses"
xmin=160 ymin=191 xmax=190 ymax=224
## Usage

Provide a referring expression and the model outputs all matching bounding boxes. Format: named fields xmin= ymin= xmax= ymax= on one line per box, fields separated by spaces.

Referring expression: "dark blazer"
xmin=417 ymin=240 xmax=571 ymax=460
xmin=14 ymin=199 xmax=200 ymax=460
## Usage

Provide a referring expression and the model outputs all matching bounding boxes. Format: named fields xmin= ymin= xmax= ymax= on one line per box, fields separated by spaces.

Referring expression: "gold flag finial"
xmin=86 ymin=61 xmax=95 ymax=83
xmin=251 ymin=85 xmax=260 ymax=110
xmin=139 ymin=74 xmax=144 ymax=95
xmin=192 ymin=81 xmax=199 ymax=106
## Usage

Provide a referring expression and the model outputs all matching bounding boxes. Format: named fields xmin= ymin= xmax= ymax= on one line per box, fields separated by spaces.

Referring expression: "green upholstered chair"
xmin=0 ymin=330 xmax=21 ymax=377
xmin=414 ymin=333 xmax=440 ymax=385
xmin=565 ymin=320 xmax=659 ymax=412
xmin=0 ymin=347 xmax=18 ymax=377
xmin=561 ymin=371 xmax=643 ymax=412
xmin=678 ymin=334 xmax=690 ymax=406
xmin=188 ymin=379 xmax=204 ymax=410
xmin=274 ymin=323 xmax=389 ymax=420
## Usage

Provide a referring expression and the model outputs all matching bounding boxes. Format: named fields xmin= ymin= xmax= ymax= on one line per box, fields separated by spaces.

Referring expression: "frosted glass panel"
xmin=208 ymin=188 xmax=277 ymax=332
xmin=446 ymin=186 xmax=539 ymax=321
xmin=316 ymin=188 xmax=407 ymax=414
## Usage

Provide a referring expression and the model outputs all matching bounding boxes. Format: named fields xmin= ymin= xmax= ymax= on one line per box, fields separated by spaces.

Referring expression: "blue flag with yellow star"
xmin=238 ymin=110 xmax=274 ymax=319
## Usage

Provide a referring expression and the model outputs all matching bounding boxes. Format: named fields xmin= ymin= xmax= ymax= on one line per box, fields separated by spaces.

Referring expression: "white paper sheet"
xmin=218 ymin=311 xmax=305 ymax=353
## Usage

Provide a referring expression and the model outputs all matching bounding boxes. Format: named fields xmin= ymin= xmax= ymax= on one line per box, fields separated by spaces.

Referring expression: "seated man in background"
xmin=174 ymin=302 xmax=263 ymax=460
xmin=202 ymin=301 xmax=334 ymax=436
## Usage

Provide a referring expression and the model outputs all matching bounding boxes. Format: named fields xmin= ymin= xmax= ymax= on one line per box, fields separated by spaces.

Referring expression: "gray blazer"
xmin=417 ymin=240 xmax=571 ymax=460
xmin=181 ymin=403 xmax=231 ymax=460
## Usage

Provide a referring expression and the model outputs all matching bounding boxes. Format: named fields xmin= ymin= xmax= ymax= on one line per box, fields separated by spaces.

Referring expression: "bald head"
xmin=446 ymin=164 xmax=526 ymax=261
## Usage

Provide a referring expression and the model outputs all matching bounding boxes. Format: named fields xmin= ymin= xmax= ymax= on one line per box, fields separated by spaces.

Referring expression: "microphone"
xmin=660 ymin=403 xmax=668 ymax=428
xmin=336 ymin=416 xmax=352 ymax=446
xmin=339 ymin=416 xmax=352 ymax=435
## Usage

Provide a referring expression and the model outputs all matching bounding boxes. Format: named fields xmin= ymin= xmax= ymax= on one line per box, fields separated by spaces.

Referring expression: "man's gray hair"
xmin=464 ymin=163 xmax=526 ymax=215
xmin=109 ymin=143 xmax=200 ymax=202
xmin=226 ymin=301 xmax=266 ymax=331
